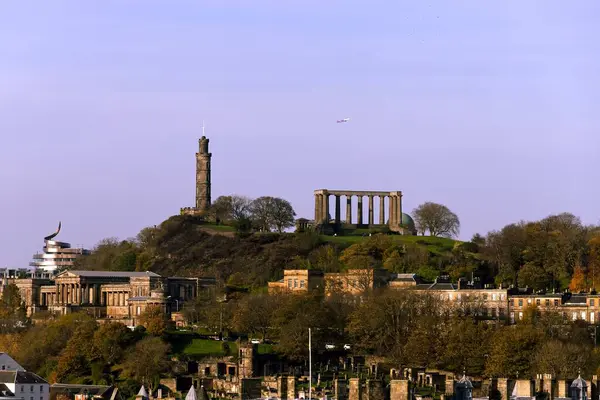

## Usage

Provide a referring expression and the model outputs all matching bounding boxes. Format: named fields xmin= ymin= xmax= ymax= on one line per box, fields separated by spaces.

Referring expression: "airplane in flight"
xmin=337 ymin=118 xmax=350 ymax=123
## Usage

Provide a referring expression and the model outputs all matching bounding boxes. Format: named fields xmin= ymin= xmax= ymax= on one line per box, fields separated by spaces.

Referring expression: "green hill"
xmin=74 ymin=215 xmax=483 ymax=288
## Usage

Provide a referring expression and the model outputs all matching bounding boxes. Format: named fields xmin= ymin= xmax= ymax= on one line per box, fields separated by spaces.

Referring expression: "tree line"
xmin=185 ymin=287 xmax=600 ymax=378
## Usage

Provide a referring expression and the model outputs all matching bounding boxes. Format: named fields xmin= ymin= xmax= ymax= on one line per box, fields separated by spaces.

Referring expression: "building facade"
xmin=0 ymin=371 xmax=49 ymax=400
xmin=0 ymin=270 xmax=213 ymax=325
xmin=268 ymin=269 xmax=600 ymax=326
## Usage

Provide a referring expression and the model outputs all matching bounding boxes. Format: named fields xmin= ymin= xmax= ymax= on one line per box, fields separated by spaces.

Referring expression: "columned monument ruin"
xmin=180 ymin=134 xmax=212 ymax=217
xmin=313 ymin=189 xmax=415 ymax=234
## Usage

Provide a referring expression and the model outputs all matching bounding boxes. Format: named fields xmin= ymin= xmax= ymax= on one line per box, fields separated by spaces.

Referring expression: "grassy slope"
xmin=322 ymin=234 xmax=459 ymax=255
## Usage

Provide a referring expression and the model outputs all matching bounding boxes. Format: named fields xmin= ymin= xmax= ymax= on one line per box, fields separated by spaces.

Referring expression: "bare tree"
xmin=412 ymin=202 xmax=460 ymax=237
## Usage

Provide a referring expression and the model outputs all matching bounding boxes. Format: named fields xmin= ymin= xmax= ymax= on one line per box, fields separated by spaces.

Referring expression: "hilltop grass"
xmin=321 ymin=234 xmax=458 ymax=254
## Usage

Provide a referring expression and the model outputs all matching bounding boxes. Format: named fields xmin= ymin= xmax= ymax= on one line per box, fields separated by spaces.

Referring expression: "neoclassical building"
xmin=0 ymin=270 xmax=214 ymax=326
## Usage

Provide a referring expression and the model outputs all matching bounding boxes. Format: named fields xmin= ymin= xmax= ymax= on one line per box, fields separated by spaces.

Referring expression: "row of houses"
xmin=268 ymin=269 xmax=600 ymax=324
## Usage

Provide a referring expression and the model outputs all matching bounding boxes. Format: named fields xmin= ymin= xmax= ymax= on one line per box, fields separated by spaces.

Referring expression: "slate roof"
xmin=61 ymin=271 xmax=161 ymax=278
xmin=0 ymin=384 xmax=14 ymax=398
xmin=0 ymin=371 xmax=48 ymax=384
xmin=50 ymin=384 xmax=117 ymax=400
xmin=571 ymin=375 xmax=588 ymax=388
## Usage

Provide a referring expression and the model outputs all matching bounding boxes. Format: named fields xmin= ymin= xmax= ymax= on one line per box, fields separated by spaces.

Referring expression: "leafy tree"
xmin=93 ymin=322 xmax=135 ymax=365
xmin=0 ymin=284 xmax=27 ymax=333
xmin=123 ymin=337 xmax=171 ymax=392
xmin=232 ymin=293 xmax=279 ymax=341
xmin=412 ymin=202 xmax=460 ymax=237
xmin=347 ymin=291 xmax=442 ymax=364
xmin=439 ymin=317 xmax=491 ymax=376
xmin=230 ymin=195 xmax=253 ymax=221
xmin=533 ymin=340 xmax=598 ymax=378
xmin=271 ymin=293 xmax=333 ymax=361
xmin=250 ymin=196 xmax=296 ymax=233
xmin=485 ymin=324 xmax=544 ymax=378
xmin=209 ymin=196 xmax=234 ymax=223
xmin=139 ymin=306 xmax=169 ymax=336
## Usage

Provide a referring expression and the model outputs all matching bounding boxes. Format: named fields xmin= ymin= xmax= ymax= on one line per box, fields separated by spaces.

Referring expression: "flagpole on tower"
xmin=202 ymin=120 xmax=205 ymax=136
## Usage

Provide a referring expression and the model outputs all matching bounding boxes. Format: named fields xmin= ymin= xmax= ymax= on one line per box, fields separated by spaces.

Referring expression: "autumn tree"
xmin=569 ymin=266 xmax=587 ymax=292
xmin=139 ymin=306 xmax=169 ymax=336
xmin=588 ymin=235 xmax=600 ymax=289
xmin=0 ymin=284 xmax=26 ymax=333
xmin=412 ymin=202 xmax=460 ymax=237
xmin=485 ymin=324 xmax=544 ymax=378
xmin=55 ymin=319 xmax=98 ymax=383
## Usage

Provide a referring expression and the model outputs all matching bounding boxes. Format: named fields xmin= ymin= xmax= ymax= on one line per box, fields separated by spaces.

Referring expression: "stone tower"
xmin=195 ymin=135 xmax=212 ymax=212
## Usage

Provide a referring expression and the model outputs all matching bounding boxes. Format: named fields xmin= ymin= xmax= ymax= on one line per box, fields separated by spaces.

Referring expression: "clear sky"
xmin=1 ymin=1 xmax=599 ymax=267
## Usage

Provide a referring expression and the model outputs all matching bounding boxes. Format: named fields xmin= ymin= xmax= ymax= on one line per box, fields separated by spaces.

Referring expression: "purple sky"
xmin=1 ymin=1 xmax=599 ymax=267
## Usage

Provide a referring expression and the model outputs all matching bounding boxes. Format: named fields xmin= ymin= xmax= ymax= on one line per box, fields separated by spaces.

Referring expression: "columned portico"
xmin=313 ymin=189 xmax=403 ymax=232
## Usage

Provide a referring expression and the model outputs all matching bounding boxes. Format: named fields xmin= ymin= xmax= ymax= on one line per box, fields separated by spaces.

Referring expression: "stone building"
xmin=0 ymin=270 xmax=212 ymax=323
xmin=181 ymin=133 xmax=212 ymax=217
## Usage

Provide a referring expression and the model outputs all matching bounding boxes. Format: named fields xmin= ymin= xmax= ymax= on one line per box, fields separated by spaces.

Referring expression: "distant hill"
xmin=74 ymin=215 xmax=481 ymax=288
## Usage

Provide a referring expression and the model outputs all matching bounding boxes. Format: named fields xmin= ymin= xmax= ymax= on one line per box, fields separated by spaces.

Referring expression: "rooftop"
xmin=0 ymin=371 xmax=48 ymax=385
xmin=57 ymin=270 xmax=161 ymax=278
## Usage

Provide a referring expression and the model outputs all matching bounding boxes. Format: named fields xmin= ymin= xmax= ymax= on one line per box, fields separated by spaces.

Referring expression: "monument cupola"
xmin=455 ymin=372 xmax=473 ymax=400
xmin=570 ymin=372 xmax=587 ymax=400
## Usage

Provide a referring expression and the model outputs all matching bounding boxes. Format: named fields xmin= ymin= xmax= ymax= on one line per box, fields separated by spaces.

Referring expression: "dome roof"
xmin=571 ymin=375 xmax=587 ymax=388
xmin=456 ymin=373 xmax=473 ymax=389
xmin=401 ymin=213 xmax=415 ymax=228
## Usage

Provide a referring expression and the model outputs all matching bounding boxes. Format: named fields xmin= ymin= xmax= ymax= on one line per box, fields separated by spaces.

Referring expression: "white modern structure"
xmin=29 ymin=223 xmax=90 ymax=274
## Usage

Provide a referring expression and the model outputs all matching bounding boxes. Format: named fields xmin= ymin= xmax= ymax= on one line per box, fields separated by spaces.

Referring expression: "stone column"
xmin=357 ymin=196 xmax=363 ymax=225
xmin=397 ymin=192 xmax=403 ymax=226
xmin=379 ymin=196 xmax=385 ymax=225
xmin=368 ymin=195 xmax=374 ymax=225
xmin=335 ymin=195 xmax=341 ymax=224
xmin=314 ymin=193 xmax=321 ymax=222
xmin=346 ymin=195 xmax=352 ymax=224
xmin=323 ymin=193 xmax=330 ymax=222
xmin=389 ymin=195 xmax=395 ymax=227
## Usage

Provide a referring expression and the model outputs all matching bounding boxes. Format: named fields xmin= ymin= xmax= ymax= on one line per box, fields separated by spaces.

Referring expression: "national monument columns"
xmin=313 ymin=189 xmax=403 ymax=232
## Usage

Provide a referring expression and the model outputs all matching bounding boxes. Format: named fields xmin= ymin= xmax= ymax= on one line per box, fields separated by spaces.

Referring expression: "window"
xmin=510 ymin=299 xmax=514 ymax=306
xmin=293 ymin=279 xmax=298 ymax=288
xmin=287 ymin=279 xmax=292 ymax=289
xmin=40 ymin=386 xmax=43 ymax=392
xmin=299 ymin=280 xmax=305 ymax=288
xmin=536 ymin=299 xmax=540 ymax=306
xmin=499 ymin=308 xmax=505 ymax=316
xmin=518 ymin=299 xmax=523 ymax=307
xmin=30 ymin=386 xmax=34 ymax=392
xmin=518 ymin=312 xmax=523 ymax=320
xmin=545 ymin=299 xmax=550 ymax=307
xmin=492 ymin=294 xmax=497 ymax=301
xmin=554 ymin=299 xmax=559 ymax=306
xmin=136 ymin=306 xmax=141 ymax=316
xmin=483 ymin=294 xmax=488 ymax=300
xmin=591 ymin=299 xmax=595 ymax=306
xmin=491 ymin=308 xmax=497 ymax=317
xmin=592 ymin=313 xmax=596 ymax=323
xmin=1 ymin=365 xmax=4 ymax=370
xmin=21 ymin=387 xmax=23 ymax=392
